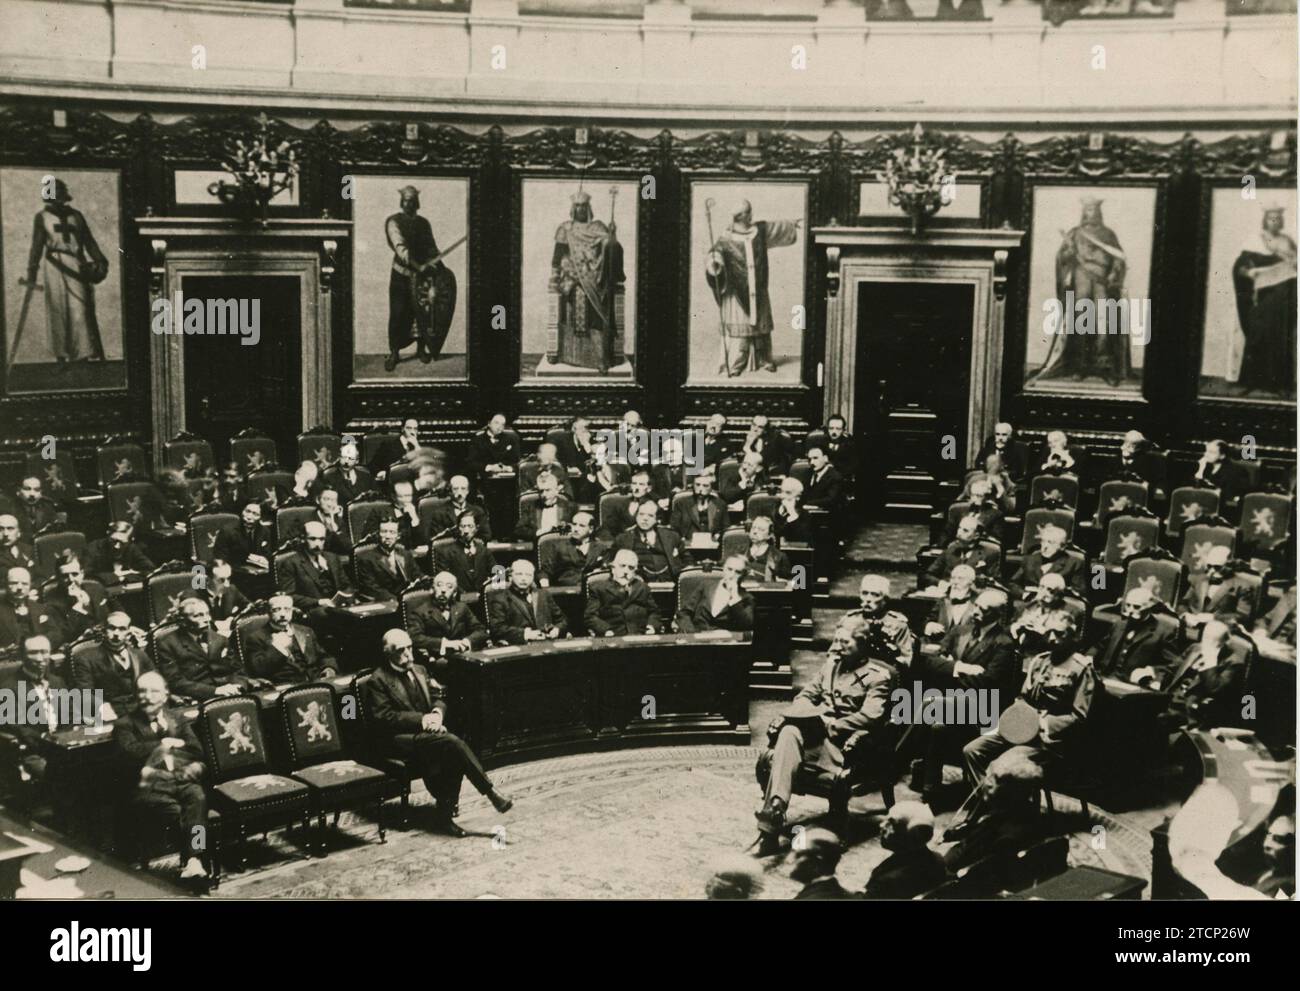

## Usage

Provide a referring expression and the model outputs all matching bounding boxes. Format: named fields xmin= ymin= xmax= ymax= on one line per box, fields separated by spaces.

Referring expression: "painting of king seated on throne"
xmin=520 ymin=178 xmax=638 ymax=381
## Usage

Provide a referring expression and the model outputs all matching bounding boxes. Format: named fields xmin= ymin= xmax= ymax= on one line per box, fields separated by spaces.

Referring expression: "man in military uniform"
xmin=753 ymin=614 xmax=901 ymax=855
xmin=1009 ymin=573 xmax=1081 ymax=646
xmin=847 ymin=573 xmax=914 ymax=668
xmin=384 ymin=185 xmax=454 ymax=371
xmin=23 ymin=177 xmax=109 ymax=370
xmin=946 ymin=612 xmax=1095 ymax=839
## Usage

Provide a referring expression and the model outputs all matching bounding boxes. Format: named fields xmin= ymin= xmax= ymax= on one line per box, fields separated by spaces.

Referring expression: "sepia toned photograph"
xmin=0 ymin=0 xmax=1296 ymax=950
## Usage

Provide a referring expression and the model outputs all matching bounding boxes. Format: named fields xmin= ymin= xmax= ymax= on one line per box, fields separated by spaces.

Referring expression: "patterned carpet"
xmin=200 ymin=746 xmax=1157 ymax=899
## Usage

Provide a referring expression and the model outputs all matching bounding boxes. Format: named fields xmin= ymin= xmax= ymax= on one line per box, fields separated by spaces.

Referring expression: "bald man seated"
xmin=0 ymin=566 xmax=62 ymax=652
xmin=486 ymin=560 xmax=568 ymax=644
xmin=362 ymin=629 xmax=513 ymax=837
xmin=584 ymin=550 xmax=663 ymax=637
xmin=1091 ymin=586 xmax=1173 ymax=680
xmin=406 ymin=572 xmax=487 ymax=671
xmin=862 ymin=802 xmax=947 ymax=900
xmin=244 ymin=594 xmax=337 ymax=685
xmin=422 ymin=475 xmax=492 ymax=541
xmin=355 ymin=520 xmax=419 ymax=603
xmin=276 ymin=521 xmax=355 ymax=625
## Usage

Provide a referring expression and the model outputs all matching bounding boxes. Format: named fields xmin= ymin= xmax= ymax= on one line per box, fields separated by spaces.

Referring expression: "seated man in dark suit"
xmin=44 ymin=552 xmax=111 ymax=645
xmin=83 ymin=521 xmax=154 ymax=587
xmin=114 ymin=670 xmax=211 ymax=881
xmin=740 ymin=415 xmax=792 ymax=477
xmin=423 ymin=475 xmax=492 ymax=542
xmin=584 ymin=549 xmax=663 ymax=637
xmin=671 ymin=475 xmax=728 ymax=550
xmin=553 ymin=415 xmax=594 ymax=470
xmin=598 ymin=471 xmax=656 ymax=540
xmin=862 ymin=802 xmax=947 ymax=900
xmin=213 ymin=499 xmax=274 ymax=572
xmin=1193 ymin=439 xmax=1249 ymax=506
xmin=923 ymin=563 xmax=978 ymax=640
xmin=818 ymin=414 xmax=859 ymax=480
xmin=803 ymin=446 xmax=845 ymax=510
xmin=206 ymin=557 xmax=250 ymax=625
xmin=944 ymin=476 xmax=1004 ymax=542
xmin=277 ymin=521 xmax=355 ymax=626
xmin=466 ymin=413 xmax=519 ymax=481
xmin=356 ymin=520 xmax=418 ymax=603
xmin=155 ymin=595 xmax=265 ymax=701
xmin=701 ymin=413 xmax=732 ymax=469
xmin=320 ymin=442 xmax=372 ymax=507
xmin=516 ymin=472 xmax=573 ymax=541
xmin=911 ymin=589 xmax=1019 ymax=803
xmin=1116 ymin=429 xmax=1159 ymax=484
xmin=73 ymin=609 xmax=153 ymax=721
xmin=1009 ymin=523 xmax=1082 ymax=597
xmin=539 ymin=511 xmax=608 ymax=587
xmin=389 ymin=481 xmax=430 ymax=562
xmin=791 ymin=828 xmax=851 ymax=900
xmin=943 ymin=749 xmax=1054 ymax=875
xmin=528 ymin=441 xmax=574 ymax=499
xmin=487 ymin=560 xmax=568 ymax=644
xmin=368 ymin=417 xmax=422 ymax=480
xmin=1133 ymin=618 xmax=1247 ymax=729
xmin=1181 ymin=545 xmax=1258 ymax=629
xmin=614 ymin=501 xmax=684 ymax=581
xmin=1037 ymin=430 xmax=1086 ymax=477
xmin=7 ymin=475 xmax=62 ymax=542
xmin=928 ymin=514 xmax=999 ymax=583
xmin=362 ymin=629 xmax=513 ymax=836
xmin=245 ymin=594 xmax=337 ymax=685
xmin=0 ymin=634 xmax=75 ymax=784
xmin=649 ymin=437 xmax=691 ymax=510
xmin=1091 ymin=586 xmax=1173 ymax=681
xmin=1 ymin=566 xmax=62 ymax=653
xmin=974 ymin=422 xmax=1030 ymax=483
xmin=719 ymin=453 xmax=766 ymax=507
xmin=740 ymin=515 xmax=791 ymax=582
xmin=774 ymin=477 xmax=813 ymax=544
xmin=433 ymin=510 xmax=495 ymax=595
xmin=406 ymin=571 xmax=487 ymax=671
xmin=677 ymin=555 xmax=754 ymax=634
xmin=1009 ymin=573 xmax=1083 ymax=645
xmin=307 ymin=487 xmax=350 ymax=555
xmin=0 ymin=513 xmax=36 ymax=586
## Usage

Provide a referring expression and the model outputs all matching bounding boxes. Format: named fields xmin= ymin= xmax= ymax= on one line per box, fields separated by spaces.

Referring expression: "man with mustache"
xmin=1091 ymin=586 xmax=1172 ymax=681
xmin=307 ymin=487 xmax=350 ymax=555
xmin=1009 ymin=523 xmax=1083 ymax=597
xmin=156 ymin=595 xmax=265 ymax=700
xmin=423 ymin=474 xmax=492 ymax=541
xmin=1181 ymin=544 xmax=1257 ymax=629
xmin=614 ymin=500 xmax=683 ymax=581
xmin=0 ymin=566 xmax=61 ymax=652
xmin=406 ymin=571 xmax=487 ymax=672
xmin=701 ymin=413 xmax=732 ymax=469
xmin=584 ymin=549 xmax=662 ymax=636
xmin=246 ymin=593 xmax=337 ymax=685
xmin=676 ymin=555 xmax=753 ymax=634
xmin=73 ymin=609 xmax=152 ymax=721
xmin=1009 ymin=573 xmax=1080 ymax=645
xmin=5 ymin=476 xmax=61 ymax=542
xmin=277 ymin=520 xmax=355 ymax=627
xmin=0 ymin=635 xmax=72 ymax=784
xmin=923 ymin=563 xmax=977 ymax=639
xmin=538 ymin=511 xmax=609 ymax=587
xmin=719 ymin=452 xmax=765 ymax=507
xmin=433 ymin=510 xmax=495 ymax=593
xmin=928 ymin=514 xmax=998 ymax=583
xmin=974 ymin=422 xmax=1030 ymax=484
xmin=0 ymin=513 xmax=35 ymax=586
xmin=773 ymin=476 xmax=812 ymax=544
xmin=671 ymin=475 xmax=727 ymax=550
xmin=213 ymin=499 xmax=274 ymax=573
xmin=598 ymin=470 xmax=656 ymax=540
xmin=740 ymin=515 xmax=791 ymax=583
xmin=1139 ymin=618 xmax=1247 ymax=730
xmin=754 ymin=615 xmax=900 ymax=855
xmin=45 ymin=552 xmax=110 ymax=644
xmin=356 ymin=520 xmax=418 ymax=603
xmin=516 ymin=472 xmax=573 ymax=540
xmin=362 ymin=629 xmax=513 ymax=837
xmin=389 ymin=481 xmax=429 ymax=561
xmin=487 ymin=560 xmax=567 ymax=645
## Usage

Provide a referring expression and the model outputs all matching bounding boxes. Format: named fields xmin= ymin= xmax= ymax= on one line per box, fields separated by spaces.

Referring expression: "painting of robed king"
xmin=1023 ymin=184 xmax=1157 ymax=396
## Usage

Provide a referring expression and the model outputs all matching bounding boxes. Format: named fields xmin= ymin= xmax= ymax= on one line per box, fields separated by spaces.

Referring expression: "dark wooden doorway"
xmin=854 ymin=280 xmax=974 ymax=517
xmin=182 ymin=275 xmax=302 ymax=462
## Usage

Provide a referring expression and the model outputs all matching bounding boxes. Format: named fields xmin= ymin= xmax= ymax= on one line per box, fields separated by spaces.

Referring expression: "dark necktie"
xmin=407 ymin=670 xmax=430 ymax=711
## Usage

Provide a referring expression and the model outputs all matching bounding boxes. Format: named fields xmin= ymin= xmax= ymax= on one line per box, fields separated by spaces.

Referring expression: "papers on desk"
xmin=482 ymin=646 xmax=524 ymax=656
xmin=689 ymin=533 xmax=719 ymax=550
xmin=330 ymin=590 xmax=358 ymax=607
xmin=689 ymin=630 xmax=734 ymax=641
xmin=621 ymin=634 xmax=660 ymax=643
xmin=552 ymin=638 xmax=594 ymax=650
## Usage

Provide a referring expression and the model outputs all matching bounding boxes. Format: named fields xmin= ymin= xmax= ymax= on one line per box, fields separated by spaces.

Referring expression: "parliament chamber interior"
xmin=0 ymin=0 xmax=1295 ymax=906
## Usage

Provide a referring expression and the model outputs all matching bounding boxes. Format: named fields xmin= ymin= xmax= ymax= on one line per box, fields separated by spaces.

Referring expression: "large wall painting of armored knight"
xmin=351 ymin=174 xmax=470 ymax=382
xmin=1022 ymin=183 xmax=1158 ymax=397
xmin=0 ymin=166 xmax=127 ymax=394
xmin=1199 ymin=186 xmax=1297 ymax=403
xmin=687 ymin=180 xmax=807 ymax=386
xmin=519 ymin=177 xmax=638 ymax=382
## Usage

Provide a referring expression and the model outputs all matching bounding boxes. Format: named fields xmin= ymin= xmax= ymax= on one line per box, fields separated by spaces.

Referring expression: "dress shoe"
xmin=750 ymin=831 xmax=783 ymax=857
xmin=433 ymin=818 xmax=469 ymax=838
xmin=488 ymin=789 xmax=514 ymax=814
xmin=941 ymin=817 xmax=976 ymax=843
xmin=754 ymin=797 xmax=787 ymax=836
xmin=384 ymin=350 xmax=399 ymax=372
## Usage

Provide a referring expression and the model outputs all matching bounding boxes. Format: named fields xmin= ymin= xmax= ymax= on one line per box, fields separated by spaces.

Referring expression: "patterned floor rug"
xmin=205 ymin=746 xmax=1158 ymax=899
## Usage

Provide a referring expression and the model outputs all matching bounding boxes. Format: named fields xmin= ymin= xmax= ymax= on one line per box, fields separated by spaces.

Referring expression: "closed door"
xmin=182 ymin=275 xmax=302 ymax=461
xmin=854 ymin=280 xmax=974 ymax=515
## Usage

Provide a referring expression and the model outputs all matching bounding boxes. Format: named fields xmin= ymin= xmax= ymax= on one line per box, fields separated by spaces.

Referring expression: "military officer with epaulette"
xmin=945 ymin=612 xmax=1095 ymax=839
xmin=753 ymin=614 xmax=901 ymax=855
xmin=846 ymin=573 xmax=914 ymax=668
